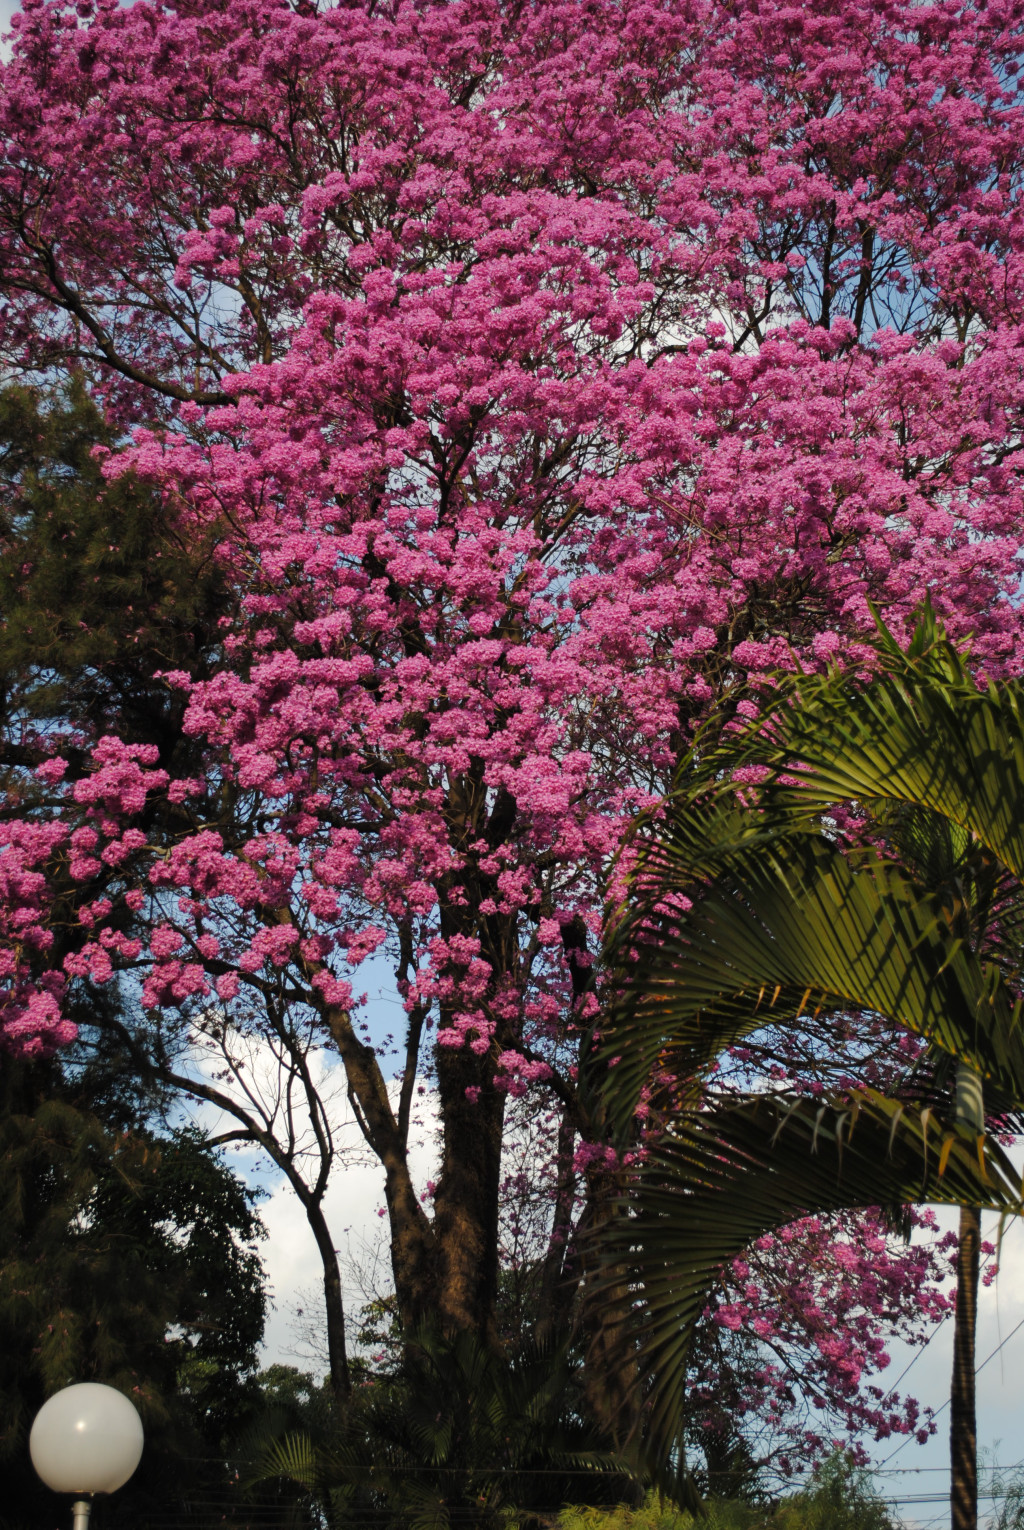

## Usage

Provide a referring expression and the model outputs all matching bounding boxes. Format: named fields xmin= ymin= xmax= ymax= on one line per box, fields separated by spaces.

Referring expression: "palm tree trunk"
xmin=950 ymin=1201 xmax=980 ymax=1530
xmin=951 ymin=1061 xmax=983 ymax=1530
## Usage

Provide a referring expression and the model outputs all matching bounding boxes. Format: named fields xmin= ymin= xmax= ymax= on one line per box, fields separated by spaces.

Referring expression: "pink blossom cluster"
xmin=696 ymin=1208 xmax=959 ymax=1470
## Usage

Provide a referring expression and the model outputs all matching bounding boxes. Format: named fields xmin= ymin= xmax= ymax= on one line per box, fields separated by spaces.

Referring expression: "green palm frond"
xmin=604 ymin=814 xmax=1024 ymax=1127
xmin=251 ymin=1430 xmax=321 ymax=1492
xmin=594 ymin=606 xmax=1024 ymax=1502
xmin=699 ymin=610 xmax=1024 ymax=880
xmin=594 ymin=1088 xmax=1024 ymax=1469
xmin=246 ymin=1326 xmax=641 ymax=1527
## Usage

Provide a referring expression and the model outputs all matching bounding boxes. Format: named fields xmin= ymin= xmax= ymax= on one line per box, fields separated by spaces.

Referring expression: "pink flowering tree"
xmin=689 ymin=1209 xmax=965 ymax=1489
xmin=2 ymin=0 xmax=1024 ymax=1469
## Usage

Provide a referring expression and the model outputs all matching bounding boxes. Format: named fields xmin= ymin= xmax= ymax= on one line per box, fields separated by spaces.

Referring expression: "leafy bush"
xmin=248 ymin=1326 xmax=639 ymax=1530
xmin=558 ymin=1457 xmax=896 ymax=1530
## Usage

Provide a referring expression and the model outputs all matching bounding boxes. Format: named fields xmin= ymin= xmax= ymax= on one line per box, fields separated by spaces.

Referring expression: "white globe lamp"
xmin=30 ymin=1383 xmax=144 ymax=1530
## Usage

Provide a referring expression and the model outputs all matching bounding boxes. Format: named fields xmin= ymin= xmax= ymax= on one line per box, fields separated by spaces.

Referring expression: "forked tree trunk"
xmin=327 ymin=991 xmax=507 ymax=1347
xmin=951 ymin=1061 xmax=984 ymax=1530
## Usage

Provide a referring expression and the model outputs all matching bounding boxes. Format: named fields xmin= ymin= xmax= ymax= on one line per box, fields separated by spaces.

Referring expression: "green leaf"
xmin=703 ymin=612 xmax=1024 ymax=882
xmin=605 ymin=816 xmax=1024 ymax=1128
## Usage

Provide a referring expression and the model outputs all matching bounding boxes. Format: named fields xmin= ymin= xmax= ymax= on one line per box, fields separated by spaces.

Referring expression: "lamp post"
xmin=30 ymin=1383 xmax=144 ymax=1530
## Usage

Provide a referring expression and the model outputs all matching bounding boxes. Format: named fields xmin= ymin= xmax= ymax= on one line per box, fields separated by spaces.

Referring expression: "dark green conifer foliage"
xmin=0 ymin=379 xmax=228 ymax=771
xmin=0 ymin=379 xmax=237 ymax=1056
xmin=0 ymin=1057 xmax=267 ymax=1530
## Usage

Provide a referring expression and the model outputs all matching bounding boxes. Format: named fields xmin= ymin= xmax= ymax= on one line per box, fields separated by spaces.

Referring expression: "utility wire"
xmin=876 ymin=1244 xmax=999 ymax=1416
xmin=879 ymin=1311 xmax=951 ymax=1407
xmin=880 ymin=1309 xmax=1024 ymax=1468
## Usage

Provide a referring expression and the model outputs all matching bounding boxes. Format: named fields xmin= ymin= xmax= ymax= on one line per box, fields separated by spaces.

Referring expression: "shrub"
xmin=558 ymin=1456 xmax=896 ymax=1530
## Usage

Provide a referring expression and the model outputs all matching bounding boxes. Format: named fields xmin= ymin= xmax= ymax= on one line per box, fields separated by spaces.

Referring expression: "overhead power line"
xmin=880 ymin=1309 xmax=1024 ymax=1469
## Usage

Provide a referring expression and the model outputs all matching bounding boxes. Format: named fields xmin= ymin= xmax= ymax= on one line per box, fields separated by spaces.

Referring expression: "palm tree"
xmin=596 ymin=608 xmax=1024 ymax=1529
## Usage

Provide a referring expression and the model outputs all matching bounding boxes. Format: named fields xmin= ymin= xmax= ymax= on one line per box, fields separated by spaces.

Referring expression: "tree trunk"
xmin=535 ymin=1107 xmax=580 ymax=1345
xmin=950 ymin=1201 xmax=980 ymax=1530
xmin=325 ymin=1005 xmax=439 ymax=1328
xmin=578 ymin=1165 xmax=640 ymax=1450
xmin=384 ymin=1157 xmax=440 ymax=1330
xmin=327 ymin=989 xmax=507 ymax=1345
xmin=431 ymin=1033 xmax=505 ymax=1344
xmin=305 ymin=1197 xmax=352 ymax=1401
xmin=951 ymin=1060 xmax=983 ymax=1530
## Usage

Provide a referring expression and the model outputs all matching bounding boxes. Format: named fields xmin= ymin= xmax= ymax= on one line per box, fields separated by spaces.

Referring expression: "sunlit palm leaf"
xmin=604 ymin=813 xmax=1024 ymax=1127
xmin=705 ymin=609 xmax=1024 ymax=880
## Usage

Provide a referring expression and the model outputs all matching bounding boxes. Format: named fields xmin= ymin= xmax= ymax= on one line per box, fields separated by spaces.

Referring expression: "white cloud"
xmin=178 ymin=1034 xmax=438 ymax=1372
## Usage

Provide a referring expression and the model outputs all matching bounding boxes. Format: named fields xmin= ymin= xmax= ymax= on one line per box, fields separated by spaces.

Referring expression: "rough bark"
xmin=951 ymin=1060 xmax=984 ymax=1530
xmin=950 ymin=1200 xmax=980 ymax=1530
xmin=431 ymin=1032 xmax=506 ymax=1343
xmin=330 ymin=988 xmax=507 ymax=1343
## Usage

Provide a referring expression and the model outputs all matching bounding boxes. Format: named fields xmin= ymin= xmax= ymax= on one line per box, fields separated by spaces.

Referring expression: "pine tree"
xmin=0 ymin=1053 xmax=267 ymax=1530
xmin=0 ymin=379 xmax=229 ymax=772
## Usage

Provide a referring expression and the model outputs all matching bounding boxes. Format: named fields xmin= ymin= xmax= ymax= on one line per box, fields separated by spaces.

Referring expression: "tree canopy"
xmin=2 ymin=0 xmax=1024 ymax=1484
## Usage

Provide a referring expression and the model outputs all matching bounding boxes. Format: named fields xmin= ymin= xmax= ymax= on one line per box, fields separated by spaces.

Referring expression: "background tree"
xmin=0 ymin=1050 xmax=267 ymax=1530
xmin=0 ymin=381 xmax=360 ymax=1399
xmin=0 ymin=379 xmax=228 ymax=764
